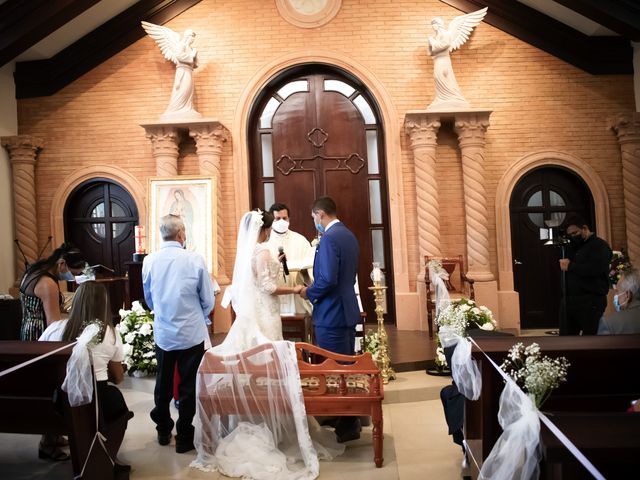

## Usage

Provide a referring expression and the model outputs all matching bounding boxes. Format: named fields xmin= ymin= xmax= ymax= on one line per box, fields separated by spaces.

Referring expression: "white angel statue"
xmin=141 ymin=21 xmax=202 ymax=120
xmin=427 ymin=7 xmax=487 ymax=111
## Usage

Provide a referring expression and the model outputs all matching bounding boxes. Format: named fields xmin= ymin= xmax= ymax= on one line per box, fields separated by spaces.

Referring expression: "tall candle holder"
xmin=368 ymin=281 xmax=396 ymax=384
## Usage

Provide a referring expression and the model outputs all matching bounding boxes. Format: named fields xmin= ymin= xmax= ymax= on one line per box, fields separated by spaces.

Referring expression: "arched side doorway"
xmin=495 ymin=150 xmax=611 ymax=332
xmin=64 ymin=179 xmax=138 ymax=276
xmin=510 ymin=166 xmax=595 ymax=329
xmin=247 ymin=64 xmax=395 ymax=323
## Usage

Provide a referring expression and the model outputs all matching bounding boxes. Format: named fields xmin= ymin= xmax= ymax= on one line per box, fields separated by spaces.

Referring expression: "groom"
xmin=301 ymin=196 xmax=361 ymax=442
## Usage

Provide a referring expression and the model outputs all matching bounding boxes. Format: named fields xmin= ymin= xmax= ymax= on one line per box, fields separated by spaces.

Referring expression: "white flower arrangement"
xmin=500 ymin=342 xmax=570 ymax=408
xmin=436 ymin=298 xmax=496 ymax=337
xmin=116 ymin=301 xmax=157 ymax=377
xmin=434 ymin=298 xmax=496 ymax=369
xmin=363 ymin=329 xmax=381 ymax=362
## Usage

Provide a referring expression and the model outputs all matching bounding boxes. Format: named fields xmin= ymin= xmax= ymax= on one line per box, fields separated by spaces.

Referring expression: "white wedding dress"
xmin=191 ymin=211 xmax=343 ymax=479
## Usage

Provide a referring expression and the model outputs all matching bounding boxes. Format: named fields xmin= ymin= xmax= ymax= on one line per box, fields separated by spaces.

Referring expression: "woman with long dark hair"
xmin=19 ymin=243 xmax=86 ymax=340
xmin=40 ymin=281 xmax=132 ymax=472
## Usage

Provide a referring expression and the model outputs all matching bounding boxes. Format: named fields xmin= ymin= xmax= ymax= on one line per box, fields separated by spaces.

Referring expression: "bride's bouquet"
xmin=117 ymin=301 xmax=157 ymax=377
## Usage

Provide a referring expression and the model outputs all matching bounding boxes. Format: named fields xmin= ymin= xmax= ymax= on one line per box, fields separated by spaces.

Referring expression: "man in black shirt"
xmin=559 ymin=215 xmax=612 ymax=335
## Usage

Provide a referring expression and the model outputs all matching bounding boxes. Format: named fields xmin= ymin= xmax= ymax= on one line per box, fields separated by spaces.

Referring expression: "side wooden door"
xmin=64 ymin=179 xmax=138 ymax=276
xmin=510 ymin=167 xmax=595 ymax=329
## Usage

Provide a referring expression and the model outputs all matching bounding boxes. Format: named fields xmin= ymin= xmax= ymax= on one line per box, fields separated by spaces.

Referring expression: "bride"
xmin=192 ymin=210 xmax=343 ymax=479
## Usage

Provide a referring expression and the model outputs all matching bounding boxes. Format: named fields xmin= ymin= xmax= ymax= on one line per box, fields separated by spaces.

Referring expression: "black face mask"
xmin=569 ymin=235 xmax=583 ymax=247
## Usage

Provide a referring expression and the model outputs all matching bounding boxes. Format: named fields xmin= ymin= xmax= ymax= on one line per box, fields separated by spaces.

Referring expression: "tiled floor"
xmin=0 ymin=370 xmax=465 ymax=479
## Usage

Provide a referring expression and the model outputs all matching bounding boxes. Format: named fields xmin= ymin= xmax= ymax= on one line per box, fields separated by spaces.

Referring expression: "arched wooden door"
xmin=64 ymin=179 xmax=138 ymax=276
xmin=249 ymin=65 xmax=395 ymax=323
xmin=510 ymin=166 xmax=594 ymax=329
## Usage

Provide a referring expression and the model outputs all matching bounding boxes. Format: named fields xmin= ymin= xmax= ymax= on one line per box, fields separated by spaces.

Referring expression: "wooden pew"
xmin=540 ymin=412 xmax=640 ymax=479
xmin=0 ymin=341 xmax=119 ymax=479
xmin=463 ymin=335 xmax=640 ymax=478
xmin=196 ymin=341 xmax=384 ymax=467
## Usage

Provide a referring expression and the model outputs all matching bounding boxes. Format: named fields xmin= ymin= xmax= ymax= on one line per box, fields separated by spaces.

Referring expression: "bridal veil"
xmin=192 ymin=211 xmax=342 ymax=479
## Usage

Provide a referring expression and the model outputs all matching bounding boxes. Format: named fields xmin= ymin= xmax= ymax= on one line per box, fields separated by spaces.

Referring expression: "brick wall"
xmin=15 ymin=0 xmax=634 ymax=317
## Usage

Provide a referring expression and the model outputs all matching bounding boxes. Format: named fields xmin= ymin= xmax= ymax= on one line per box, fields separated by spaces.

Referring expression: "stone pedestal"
xmin=141 ymin=119 xmax=230 ymax=282
xmin=611 ymin=113 xmax=640 ymax=265
xmin=1 ymin=135 xmax=43 ymax=282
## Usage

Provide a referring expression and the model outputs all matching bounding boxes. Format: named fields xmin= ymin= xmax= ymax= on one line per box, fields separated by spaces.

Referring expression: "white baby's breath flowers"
xmin=500 ymin=342 xmax=570 ymax=408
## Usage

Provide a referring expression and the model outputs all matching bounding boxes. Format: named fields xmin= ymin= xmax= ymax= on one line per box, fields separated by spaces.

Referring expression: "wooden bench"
xmin=0 ymin=341 xmax=126 ymax=480
xmin=463 ymin=335 xmax=640 ymax=479
xmin=540 ymin=411 xmax=640 ymax=479
xmin=196 ymin=341 xmax=384 ymax=467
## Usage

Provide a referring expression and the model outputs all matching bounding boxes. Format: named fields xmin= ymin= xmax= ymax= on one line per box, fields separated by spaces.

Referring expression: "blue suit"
xmin=306 ymin=221 xmax=360 ymax=355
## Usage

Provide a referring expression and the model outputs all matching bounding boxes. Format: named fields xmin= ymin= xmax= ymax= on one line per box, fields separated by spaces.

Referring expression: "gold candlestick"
xmin=369 ymin=283 xmax=396 ymax=384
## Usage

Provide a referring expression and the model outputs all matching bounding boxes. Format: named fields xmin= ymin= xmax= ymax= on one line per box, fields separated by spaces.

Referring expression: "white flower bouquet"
xmin=363 ymin=329 xmax=381 ymax=362
xmin=500 ymin=342 xmax=570 ymax=408
xmin=434 ymin=298 xmax=496 ymax=369
xmin=436 ymin=298 xmax=496 ymax=336
xmin=117 ymin=301 xmax=157 ymax=377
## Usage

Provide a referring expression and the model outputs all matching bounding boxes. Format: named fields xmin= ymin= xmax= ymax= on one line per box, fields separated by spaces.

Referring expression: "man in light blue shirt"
xmin=143 ymin=214 xmax=215 ymax=453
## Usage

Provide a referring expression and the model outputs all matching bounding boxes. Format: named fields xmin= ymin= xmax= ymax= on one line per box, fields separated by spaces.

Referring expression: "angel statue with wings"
xmin=141 ymin=21 xmax=202 ymax=120
xmin=427 ymin=7 xmax=487 ymax=110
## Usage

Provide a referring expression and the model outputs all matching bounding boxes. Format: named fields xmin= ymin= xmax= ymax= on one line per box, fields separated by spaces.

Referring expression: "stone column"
xmin=143 ymin=125 xmax=180 ymax=176
xmin=404 ymin=113 xmax=442 ymax=258
xmin=1 ymin=135 xmax=43 ymax=280
xmin=611 ymin=112 xmax=640 ymax=264
xmin=454 ymin=112 xmax=493 ymax=281
xmin=190 ymin=122 xmax=229 ymax=283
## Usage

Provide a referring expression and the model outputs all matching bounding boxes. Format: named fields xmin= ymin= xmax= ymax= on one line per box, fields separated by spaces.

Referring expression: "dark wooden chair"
xmin=0 ymin=341 xmax=130 ymax=480
xmin=425 ymin=255 xmax=474 ymax=338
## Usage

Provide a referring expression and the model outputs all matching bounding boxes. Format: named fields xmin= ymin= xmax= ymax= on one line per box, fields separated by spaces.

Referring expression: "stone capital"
xmin=142 ymin=125 xmax=181 ymax=155
xmin=189 ymin=122 xmax=228 ymax=155
xmin=454 ymin=112 xmax=491 ymax=147
xmin=404 ymin=112 xmax=442 ymax=149
xmin=1 ymin=135 xmax=43 ymax=165
xmin=610 ymin=112 xmax=640 ymax=144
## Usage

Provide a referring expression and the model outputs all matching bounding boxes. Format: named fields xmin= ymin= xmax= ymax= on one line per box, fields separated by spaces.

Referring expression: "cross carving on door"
xmin=275 ymin=127 xmax=366 ymax=176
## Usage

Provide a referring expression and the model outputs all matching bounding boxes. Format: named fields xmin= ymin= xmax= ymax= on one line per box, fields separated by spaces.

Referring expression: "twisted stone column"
xmin=454 ymin=112 xmax=493 ymax=281
xmin=1 ymin=135 xmax=43 ymax=280
xmin=404 ymin=113 xmax=442 ymax=259
xmin=190 ymin=122 xmax=229 ymax=283
xmin=144 ymin=125 xmax=180 ymax=176
xmin=611 ymin=112 xmax=640 ymax=264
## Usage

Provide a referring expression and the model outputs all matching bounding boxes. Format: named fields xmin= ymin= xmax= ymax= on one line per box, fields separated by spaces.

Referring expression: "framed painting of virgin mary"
xmin=148 ymin=176 xmax=217 ymax=274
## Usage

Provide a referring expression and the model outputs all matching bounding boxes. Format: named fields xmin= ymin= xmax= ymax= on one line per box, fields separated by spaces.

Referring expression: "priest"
xmin=266 ymin=202 xmax=315 ymax=315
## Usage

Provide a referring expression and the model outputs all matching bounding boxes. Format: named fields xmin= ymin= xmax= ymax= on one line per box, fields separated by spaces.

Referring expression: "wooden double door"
xmin=249 ymin=66 xmax=395 ymax=323
xmin=510 ymin=166 xmax=595 ymax=329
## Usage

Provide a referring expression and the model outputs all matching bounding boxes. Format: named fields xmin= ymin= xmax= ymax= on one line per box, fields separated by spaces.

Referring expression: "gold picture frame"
xmin=148 ymin=176 xmax=217 ymax=275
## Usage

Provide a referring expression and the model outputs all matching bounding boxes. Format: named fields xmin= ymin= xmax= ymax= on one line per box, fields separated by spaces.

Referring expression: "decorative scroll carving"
xmin=404 ymin=114 xmax=442 ymax=258
xmin=1 ymin=135 xmax=43 ymax=280
xmin=455 ymin=113 xmax=493 ymax=281
xmin=611 ymin=112 xmax=640 ymax=264
xmin=307 ymin=127 xmax=329 ymax=148
xmin=275 ymin=153 xmax=364 ymax=176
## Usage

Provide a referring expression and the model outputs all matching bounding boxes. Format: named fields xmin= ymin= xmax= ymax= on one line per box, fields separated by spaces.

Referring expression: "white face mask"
xmin=272 ymin=219 xmax=289 ymax=234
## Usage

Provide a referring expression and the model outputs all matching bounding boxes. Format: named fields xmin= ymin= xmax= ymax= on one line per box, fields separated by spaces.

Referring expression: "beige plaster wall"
xmin=0 ymin=61 xmax=17 ymax=294
xmin=12 ymin=0 xmax=636 ymax=329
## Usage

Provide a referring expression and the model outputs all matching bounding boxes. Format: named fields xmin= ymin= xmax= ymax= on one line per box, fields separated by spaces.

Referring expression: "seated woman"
xmin=40 ymin=281 xmax=132 ymax=473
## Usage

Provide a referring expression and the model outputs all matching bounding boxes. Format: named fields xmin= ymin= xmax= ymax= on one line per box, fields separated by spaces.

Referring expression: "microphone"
xmin=278 ymin=246 xmax=289 ymax=276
